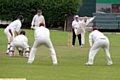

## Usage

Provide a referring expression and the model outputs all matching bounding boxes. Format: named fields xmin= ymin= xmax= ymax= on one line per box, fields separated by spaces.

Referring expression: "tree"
xmin=0 ymin=0 xmax=82 ymax=28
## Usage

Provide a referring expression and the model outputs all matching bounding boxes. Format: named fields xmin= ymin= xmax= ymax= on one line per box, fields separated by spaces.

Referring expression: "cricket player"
xmin=85 ymin=26 xmax=113 ymax=66
xmin=72 ymin=15 xmax=81 ymax=47
xmin=4 ymin=15 xmax=24 ymax=54
xmin=28 ymin=22 xmax=58 ymax=65
xmin=31 ymin=10 xmax=45 ymax=30
xmin=75 ymin=16 xmax=96 ymax=47
xmin=9 ymin=31 xmax=30 ymax=58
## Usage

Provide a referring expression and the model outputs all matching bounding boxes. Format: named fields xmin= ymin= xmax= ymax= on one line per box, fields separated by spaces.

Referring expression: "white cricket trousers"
xmin=28 ymin=38 xmax=58 ymax=64
xmin=9 ymin=41 xmax=30 ymax=57
xmin=10 ymin=41 xmax=29 ymax=49
xmin=87 ymin=38 xmax=113 ymax=65
xmin=4 ymin=28 xmax=14 ymax=53
xmin=4 ymin=28 xmax=14 ymax=42
xmin=81 ymin=29 xmax=85 ymax=45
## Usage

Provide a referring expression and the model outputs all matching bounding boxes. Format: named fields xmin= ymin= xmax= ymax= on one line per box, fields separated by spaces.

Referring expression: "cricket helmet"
xmin=20 ymin=30 xmax=26 ymax=35
xmin=18 ymin=15 xmax=24 ymax=20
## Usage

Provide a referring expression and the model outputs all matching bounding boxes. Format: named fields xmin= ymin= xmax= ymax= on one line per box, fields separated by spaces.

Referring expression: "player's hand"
xmin=93 ymin=16 xmax=96 ymax=18
xmin=31 ymin=26 xmax=33 ymax=29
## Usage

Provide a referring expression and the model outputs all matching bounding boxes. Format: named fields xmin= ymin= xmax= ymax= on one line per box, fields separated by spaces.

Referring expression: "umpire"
xmin=71 ymin=15 xmax=81 ymax=47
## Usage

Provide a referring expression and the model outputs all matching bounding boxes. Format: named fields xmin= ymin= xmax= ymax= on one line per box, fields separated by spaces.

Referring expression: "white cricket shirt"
xmin=34 ymin=26 xmax=50 ymax=39
xmin=14 ymin=35 xmax=28 ymax=43
xmin=5 ymin=19 xmax=22 ymax=32
xmin=80 ymin=17 xmax=95 ymax=29
xmin=31 ymin=14 xmax=45 ymax=27
xmin=72 ymin=20 xmax=81 ymax=29
xmin=89 ymin=30 xmax=107 ymax=46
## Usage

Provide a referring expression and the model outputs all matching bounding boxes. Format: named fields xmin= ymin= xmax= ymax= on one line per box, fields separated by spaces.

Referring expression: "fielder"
xmin=75 ymin=16 xmax=96 ymax=47
xmin=4 ymin=15 xmax=24 ymax=54
xmin=9 ymin=31 xmax=30 ymax=58
xmin=28 ymin=22 xmax=58 ymax=66
xmin=85 ymin=26 xmax=113 ymax=66
xmin=31 ymin=10 xmax=45 ymax=30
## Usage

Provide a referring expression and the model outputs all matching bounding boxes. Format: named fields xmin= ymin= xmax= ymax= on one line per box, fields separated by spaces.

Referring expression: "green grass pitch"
xmin=0 ymin=28 xmax=120 ymax=80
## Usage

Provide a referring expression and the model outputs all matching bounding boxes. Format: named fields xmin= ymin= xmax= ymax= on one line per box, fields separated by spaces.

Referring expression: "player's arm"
xmin=89 ymin=16 xmax=96 ymax=23
xmin=31 ymin=15 xmax=36 ymax=29
xmin=42 ymin=16 xmax=46 ymax=27
xmin=72 ymin=21 xmax=76 ymax=29
xmin=89 ymin=34 xmax=93 ymax=47
xmin=15 ymin=30 xmax=20 ymax=35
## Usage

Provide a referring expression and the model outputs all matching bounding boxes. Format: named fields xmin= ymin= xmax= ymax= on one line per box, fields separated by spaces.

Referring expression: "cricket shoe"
xmin=80 ymin=45 xmax=83 ymax=48
xmin=85 ymin=63 xmax=93 ymax=66
xmin=8 ymin=52 xmax=13 ymax=57
xmin=108 ymin=62 xmax=113 ymax=66
xmin=27 ymin=61 xmax=32 ymax=64
xmin=53 ymin=63 xmax=58 ymax=66
xmin=72 ymin=45 xmax=75 ymax=47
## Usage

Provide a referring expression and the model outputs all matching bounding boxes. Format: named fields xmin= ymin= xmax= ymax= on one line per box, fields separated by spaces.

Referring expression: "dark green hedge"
xmin=0 ymin=0 xmax=82 ymax=28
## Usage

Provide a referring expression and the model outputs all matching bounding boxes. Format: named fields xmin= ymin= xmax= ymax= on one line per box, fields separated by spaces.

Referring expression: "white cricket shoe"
xmin=85 ymin=63 xmax=93 ymax=66
xmin=72 ymin=45 xmax=75 ymax=47
xmin=27 ymin=61 xmax=32 ymax=64
xmin=8 ymin=52 xmax=13 ymax=57
xmin=108 ymin=62 xmax=113 ymax=66
xmin=27 ymin=62 xmax=32 ymax=64
xmin=80 ymin=45 xmax=83 ymax=48
xmin=53 ymin=63 xmax=58 ymax=66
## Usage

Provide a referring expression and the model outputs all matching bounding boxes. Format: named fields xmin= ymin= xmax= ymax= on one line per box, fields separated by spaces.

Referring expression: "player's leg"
xmin=72 ymin=29 xmax=76 ymax=46
xmin=25 ymin=47 xmax=30 ymax=58
xmin=28 ymin=40 xmax=40 ymax=64
xmin=15 ymin=47 xmax=24 ymax=56
xmin=18 ymin=42 xmax=30 ymax=58
xmin=4 ymin=29 xmax=11 ymax=54
xmin=103 ymin=39 xmax=113 ymax=65
xmin=23 ymin=43 xmax=31 ymax=58
xmin=9 ymin=44 xmax=15 ymax=57
xmin=45 ymin=39 xmax=58 ymax=65
xmin=81 ymin=31 xmax=85 ymax=46
xmin=77 ymin=34 xmax=82 ymax=47
xmin=85 ymin=41 xmax=101 ymax=65
xmin=4 ymin=29 xmax=14 ymax=54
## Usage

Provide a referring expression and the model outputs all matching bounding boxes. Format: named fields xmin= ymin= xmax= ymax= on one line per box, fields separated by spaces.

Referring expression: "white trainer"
xmin=80 ymin=45 xmax=83 ymax=48
xmin=27 ymin=61 xmax=32 ymax=64
xmin=9 ymin=52 xmax=13 ymax=57
xmin=85 ymin=63 xmax=93 ymax=66
xmin=108 ymin=62 xmax=113 ymax=66
xmin=53 ymin=63 xmax=58 ymax=66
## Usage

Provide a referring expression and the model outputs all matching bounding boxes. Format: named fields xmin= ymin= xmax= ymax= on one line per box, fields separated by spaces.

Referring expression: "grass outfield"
xmin=0 ymin=28 xmax=120 ymax=80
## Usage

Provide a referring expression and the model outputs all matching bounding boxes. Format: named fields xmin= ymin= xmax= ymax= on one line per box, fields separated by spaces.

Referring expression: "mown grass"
xmin=0 ymin=28 xmax=120 ymax=80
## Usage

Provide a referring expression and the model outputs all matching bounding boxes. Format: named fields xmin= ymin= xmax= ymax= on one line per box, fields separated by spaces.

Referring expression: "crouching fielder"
xmin=85 ymin=27 xmax=113 ymax=66
xmin=9 ymin=31 xmax=30 ymax=58
xmin=28 ymin=22 xmax=58 ymax=65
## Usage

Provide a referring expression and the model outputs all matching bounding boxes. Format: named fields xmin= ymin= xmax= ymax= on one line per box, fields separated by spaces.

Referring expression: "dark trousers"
xmin=72 ymin=29 xmax=81 ymax=46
